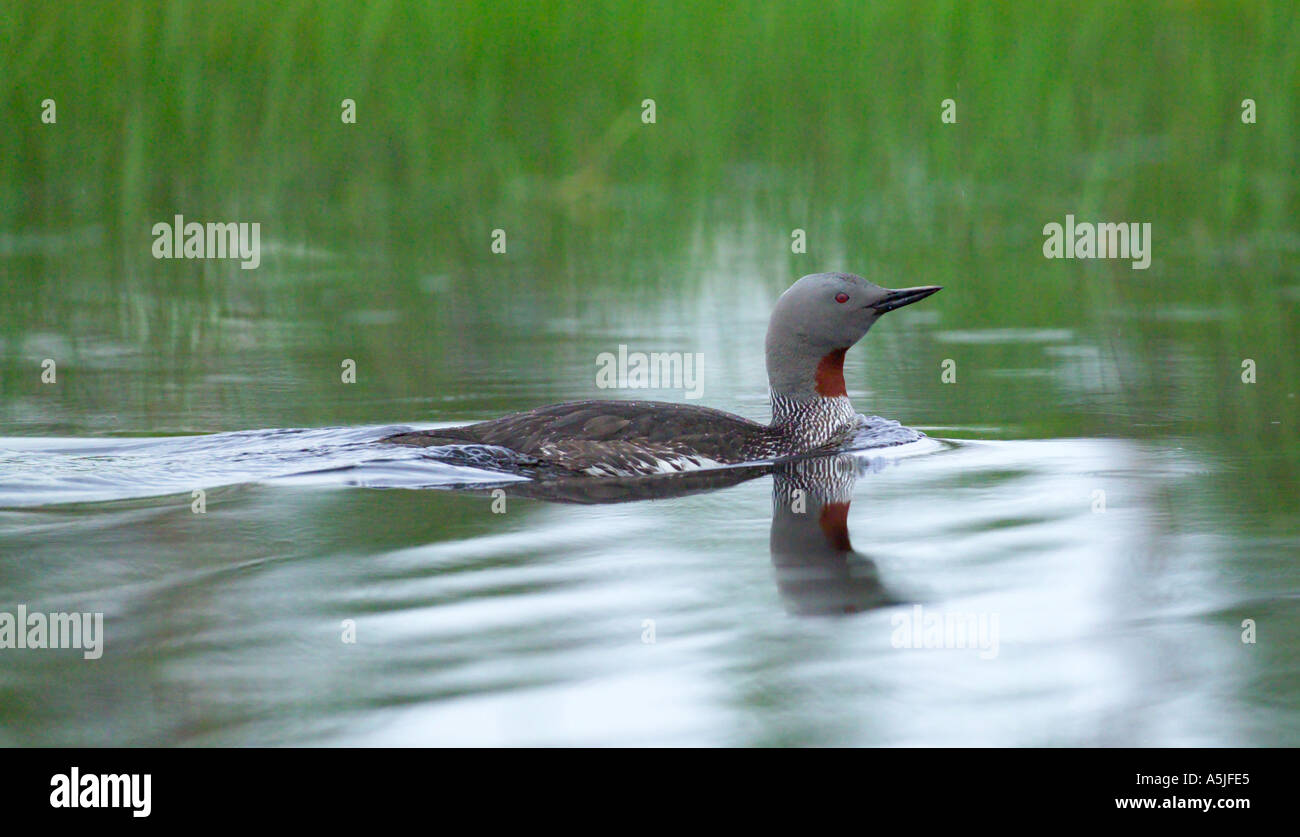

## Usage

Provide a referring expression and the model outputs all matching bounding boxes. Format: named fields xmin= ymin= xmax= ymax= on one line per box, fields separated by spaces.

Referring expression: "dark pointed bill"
xmin=870 ymin=285 xmax=943 ymax=314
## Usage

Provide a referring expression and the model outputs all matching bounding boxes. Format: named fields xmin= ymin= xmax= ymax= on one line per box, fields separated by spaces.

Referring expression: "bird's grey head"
xmin=765 ymin=272 xmax=941 ymax=400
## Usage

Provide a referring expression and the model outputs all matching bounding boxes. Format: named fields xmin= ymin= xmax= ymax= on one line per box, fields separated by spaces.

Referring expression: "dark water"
xmin=2 ymin=2 xmax=1299 ymax=745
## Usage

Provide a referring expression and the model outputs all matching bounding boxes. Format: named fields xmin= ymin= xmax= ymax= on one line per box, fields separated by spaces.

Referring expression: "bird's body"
xmin=381 ymin=396 xmax=856 ymax=476
xmin=382 ymin=273 xmax=940 ymax=477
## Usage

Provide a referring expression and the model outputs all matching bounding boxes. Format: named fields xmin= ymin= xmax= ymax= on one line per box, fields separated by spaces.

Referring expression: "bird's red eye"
xmin=835 ymin=292 xmax=849 ymax=304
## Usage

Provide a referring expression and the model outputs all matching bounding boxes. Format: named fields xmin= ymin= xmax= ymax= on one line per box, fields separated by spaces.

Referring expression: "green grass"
xmin=1 ymin=1 xmax=1297 ymax=505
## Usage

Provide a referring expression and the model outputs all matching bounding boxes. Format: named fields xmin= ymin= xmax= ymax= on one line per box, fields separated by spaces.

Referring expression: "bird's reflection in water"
xmin=768 ymin=455 xmax=898 ymax=615
xmin=467 ymin=452 xmax=899 ymax=616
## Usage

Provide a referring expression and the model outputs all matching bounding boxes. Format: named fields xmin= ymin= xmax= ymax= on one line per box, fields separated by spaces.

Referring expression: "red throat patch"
xmin=818 ymin=502 xmax=853 ymax=551
xmin=814 ymin=349 xmax=848 ymax=397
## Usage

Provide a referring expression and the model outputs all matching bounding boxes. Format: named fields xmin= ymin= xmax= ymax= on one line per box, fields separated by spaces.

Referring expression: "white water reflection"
xmin=0 ymin=433 xmax=1254 ymax=746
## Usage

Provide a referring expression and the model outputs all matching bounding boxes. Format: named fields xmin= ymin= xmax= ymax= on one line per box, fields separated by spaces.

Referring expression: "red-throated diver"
xmin=382 ymin=272 xmax=941 ymax=476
